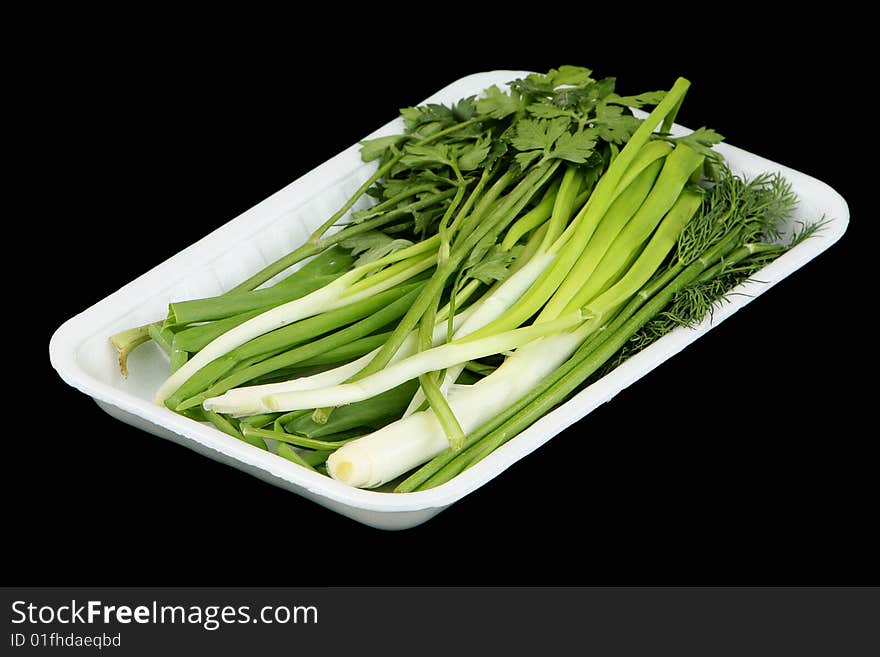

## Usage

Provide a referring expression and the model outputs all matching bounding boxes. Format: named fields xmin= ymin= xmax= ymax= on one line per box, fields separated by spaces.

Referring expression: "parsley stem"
xmin=228 ymin=119 xmax=484 ymax=294
xmin=352 ymin=183 xmax=438 ymax=221
xmin=228 ymin=189 xmax=455 ymax=294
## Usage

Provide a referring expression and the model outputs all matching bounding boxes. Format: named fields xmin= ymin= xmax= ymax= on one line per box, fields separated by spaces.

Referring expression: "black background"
xmin=18 ymin=13 xmax=875 ymax=587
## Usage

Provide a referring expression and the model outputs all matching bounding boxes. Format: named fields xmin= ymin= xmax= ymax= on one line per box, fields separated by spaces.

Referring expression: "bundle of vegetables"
xmin=111 ymin=66 xmax=817 ymax=490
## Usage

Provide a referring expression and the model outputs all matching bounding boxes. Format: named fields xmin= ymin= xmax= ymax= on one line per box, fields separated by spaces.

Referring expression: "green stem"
xmin=418 ymin=288 xmax=466 ymax=450
xmin=500 ymin=180 xmax=560 ymax=252
xmin=274 ymin=410 xmax=312 ymax=432
xmin=540 ymin=164 xmax=584 ymax=252
xmin=581 ymin=188 xmax=703 ymax=322
xmin=536 ymin=157 xmax=665 ymax=322
xmin=242 ymin=426 xmax=357 ymax=451
xmin=436 ymin=160 xmax=467 ymax=263
xmin=558 ymin=146 xmax=705 ymax=317
xmin=290 ymin=333 xmax=391 ymax=368
xmin=696 ymin=242 xmax=783 ymax=282
xmin=203 ymin=410 xmax=267 ymax=450
xmin=275 ymin=442 xmax=318 ymax=471
xmin=276 ymin=445 xmax=333 ymax=468
xmin=147 ymin=322 xmax=174 ymax=356
xmin=239 ymin=413 xmax=280 ymax=428
xmin=353 ymin=183 xmax=439 ymax=221
xmin=169 ymin=348 xmax=189 ymax=373
xmin=171 ymin=307 xmax=271 ymax=353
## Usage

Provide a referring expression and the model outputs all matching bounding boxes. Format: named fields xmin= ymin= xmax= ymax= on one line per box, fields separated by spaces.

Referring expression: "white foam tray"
xmin=49 ymin=70 xmax=848 ymax=530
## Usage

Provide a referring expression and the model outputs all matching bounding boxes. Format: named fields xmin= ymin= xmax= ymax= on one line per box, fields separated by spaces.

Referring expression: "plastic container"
xmin=49 ymin=70 xmax=849 ymax=530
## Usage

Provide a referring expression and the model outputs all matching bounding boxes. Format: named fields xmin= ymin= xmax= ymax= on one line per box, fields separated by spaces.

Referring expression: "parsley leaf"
xmin=511 ymin=117 xmax=570 ymax=153
xmin=510 ymin=117 xmax=594 ymax=166
xmin=340 ymin=231 xmax=414 ymax=268
xmin=585 ymin=77 xmax=617 ymax=101
xmin=400 ymin=103 xmax=455 ymax=130
xmin=510 ymin=66 xmax=594 ymax=99
xmin=514 ymin=150 xmax=542 ymax=170
xmin=606 ymin=90 xmax=667 ymax=108
xmin=464 ymin=244 xmax=523 ymax=285
xmin=452 ymin=96 xmax=477 ymax=122
xmin=360 ymin=135 xmax=407 ymax=162
xmin=527 ymin=100 xmax=576 ymax=120
xmin=671 ymin=127 xmax=725 ymax=160
xmin=546 ymin=65 xmax=593 ymax=87
xmin=399 ymin=106 xmax=423 ymax=129
xmin=475 ymin=85 xmax=523 ymax=119
xmin=510 ymin=74 xmax=557 ymax=99
xmin=550 ymin=86 xmax=591 ymax=110
xmin=550 ymin=129 xmax=597 ymax=163
xmin=414 ymin=206 xmax=443 ymax=236
xmin=457 ymin=133 xmax=492 ymax=171
xmin=591 ymin=103 xmax=641 ymax=144
xmin=408 ymin=121 xmax=447 ymax=140
xmin=398 ymin=143 xmax=453 ymax=169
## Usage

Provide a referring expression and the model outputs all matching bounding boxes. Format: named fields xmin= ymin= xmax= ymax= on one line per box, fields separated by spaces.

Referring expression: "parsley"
xmin=511 ymin=118 xmax=597 ymax=167
xmin=606 ymin=90 xmax=667 ymax=108
xmin=456 ymin=133 xmax=492 ymax=171
xmin=475 ymin=85 xmax=524 ymax=119
xmin=526 ymin=100 xmax=577 ymax=121
xmin=591 ymin=103 xmax=642 ymax=144
xmin=339 ymin=231 xmax=414 ymax=268
xmin=668 ymin=127 xmax=725 ymax=160
xmin=398 ymin=143 xmax=455 ymax=170
xmin=464 ymin=244 xmax=523 ymax=285
xmin=359 ymin=135 xmax=408 ymax=162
